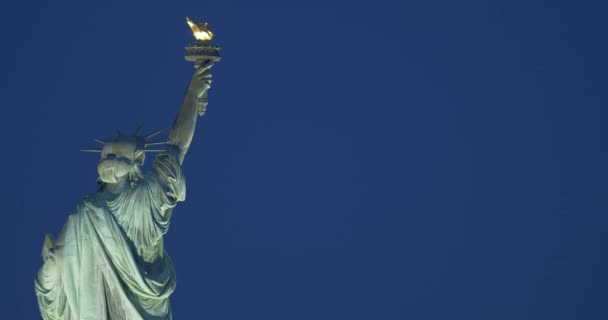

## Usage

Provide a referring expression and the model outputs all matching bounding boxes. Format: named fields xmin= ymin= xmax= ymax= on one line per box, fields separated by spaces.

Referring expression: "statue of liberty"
xmin=34 ymin=61 xmax=214 ymax=320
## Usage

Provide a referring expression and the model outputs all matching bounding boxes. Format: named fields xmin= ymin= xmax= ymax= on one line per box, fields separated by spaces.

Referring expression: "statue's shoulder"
xmin=59 ymin=194 xmax=99 ymax=227
xmin=84 ymin=191 xmax=104 ymax=202
xmin=79 ymin=191 xmax=113 ymax=211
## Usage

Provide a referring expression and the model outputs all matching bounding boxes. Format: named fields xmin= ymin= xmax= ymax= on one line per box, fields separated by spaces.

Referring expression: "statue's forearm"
xmin=167 ymin=63 xmax=212 ymax=164
xmin=167 ymin=90 xmax=198 ymax=164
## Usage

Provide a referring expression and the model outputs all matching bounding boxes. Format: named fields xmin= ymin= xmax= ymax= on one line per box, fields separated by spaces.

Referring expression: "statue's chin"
xmin=99 ymin=170 xmax=131 ymax=184
xmin=100 ymin=175 xmax=117 ymax=184
xmin=99 ymin=169 xmax=118 ymax=184
xmin=102 ymin=178 xmax=117 ymax=184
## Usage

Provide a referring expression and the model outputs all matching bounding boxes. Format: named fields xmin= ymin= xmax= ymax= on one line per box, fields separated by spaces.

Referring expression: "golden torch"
xmin=185 ymin=17 xmax=221 ymax=116
xmin=185 ymin=17 xmax=221 ymax=66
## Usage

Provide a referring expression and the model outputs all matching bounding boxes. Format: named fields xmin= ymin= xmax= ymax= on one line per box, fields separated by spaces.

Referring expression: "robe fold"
xmin=35 ymin=151 xmax=186 ymax=320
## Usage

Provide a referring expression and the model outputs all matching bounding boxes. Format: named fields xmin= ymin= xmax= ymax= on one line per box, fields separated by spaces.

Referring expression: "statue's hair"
xmin=127 ymin=164 xmax=145 ymax=186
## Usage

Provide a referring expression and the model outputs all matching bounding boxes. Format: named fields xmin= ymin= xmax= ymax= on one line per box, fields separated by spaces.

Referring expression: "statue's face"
xmin=97 ymin=140 xmax=137 ymax=183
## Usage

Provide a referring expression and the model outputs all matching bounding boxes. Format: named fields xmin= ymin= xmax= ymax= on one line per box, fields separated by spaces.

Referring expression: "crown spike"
xmin=145 ymin=141 xmax=168 ymax=146
xmin=145 ymin=128 xmax=167 ymax=139
xmin=94 ymin=139 xmax=105 ymax=144
xmin=133 ymin=124 xmax=144 ymax=137
xmin=80 ymin=149 xmax=102 ymax=153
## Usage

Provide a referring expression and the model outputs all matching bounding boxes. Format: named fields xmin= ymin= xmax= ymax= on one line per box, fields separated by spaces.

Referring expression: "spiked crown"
xmin=80 ymin=126 xmax=168 ymax=165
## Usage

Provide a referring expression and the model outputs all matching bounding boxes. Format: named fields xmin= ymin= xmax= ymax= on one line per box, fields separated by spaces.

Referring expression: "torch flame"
xmin=186 ymin=17 xmax=214 ymax=41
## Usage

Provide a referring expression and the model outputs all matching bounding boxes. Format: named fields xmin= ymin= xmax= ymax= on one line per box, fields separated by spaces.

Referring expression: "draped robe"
xmin=35 ymin=151 xmax=186 ymax=320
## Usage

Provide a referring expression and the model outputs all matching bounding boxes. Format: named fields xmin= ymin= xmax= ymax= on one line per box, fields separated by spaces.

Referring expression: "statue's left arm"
xmin=167 ymin=62 xmax=214 ymax=164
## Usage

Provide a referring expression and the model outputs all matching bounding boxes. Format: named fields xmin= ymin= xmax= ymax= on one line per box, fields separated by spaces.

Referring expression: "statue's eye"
xmin=106 ymin=153 xmax=117 ymax=159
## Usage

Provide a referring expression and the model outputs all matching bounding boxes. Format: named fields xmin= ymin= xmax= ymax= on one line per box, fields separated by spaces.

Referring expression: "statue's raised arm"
xmin=167 ymin=61 xmax=214 ymax=164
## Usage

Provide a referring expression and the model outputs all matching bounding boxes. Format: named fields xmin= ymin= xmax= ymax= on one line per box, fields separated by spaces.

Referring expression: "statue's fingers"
xmin=197 ymin=70 xmax=212 ymax=81
xmin=201 ymin=61 xmax=214 ymax=70
xmin=199 ymin=72 xmax=212 ymax=79
xmin=195 ymin=62 xmax=214 ymax=75
xmin=198 ymin=78 xmax=212 ymax=85
xmin=194 ymin=67 xmax=205 ymax=77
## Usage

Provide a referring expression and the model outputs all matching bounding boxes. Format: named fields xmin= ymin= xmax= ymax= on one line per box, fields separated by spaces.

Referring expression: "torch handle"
xmin=197 ymin=91 xmax=208 ymax=117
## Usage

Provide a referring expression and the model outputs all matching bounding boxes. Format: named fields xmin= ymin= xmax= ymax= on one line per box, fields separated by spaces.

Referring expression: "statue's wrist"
xmin=187 ymin=87 xmax=206 ymax=99
xmin=185 ymin=86 xmax=197 ymax=98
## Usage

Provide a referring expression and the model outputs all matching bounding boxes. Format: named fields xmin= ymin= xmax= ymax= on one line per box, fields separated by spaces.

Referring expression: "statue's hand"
xmin=189 ymin=62 xmax=213 ymax=97
xmin=188 ymin=62 xmax=214 ymax=116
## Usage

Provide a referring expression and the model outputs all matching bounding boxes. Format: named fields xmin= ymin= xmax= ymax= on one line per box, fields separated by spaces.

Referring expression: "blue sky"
xmin=3 ymin=0 xmax=608 ymax=319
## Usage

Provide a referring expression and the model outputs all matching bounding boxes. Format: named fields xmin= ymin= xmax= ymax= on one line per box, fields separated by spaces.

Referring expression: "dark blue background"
xmin=3 ymin=0 xmax=608 ymax=319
